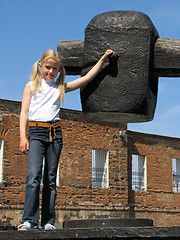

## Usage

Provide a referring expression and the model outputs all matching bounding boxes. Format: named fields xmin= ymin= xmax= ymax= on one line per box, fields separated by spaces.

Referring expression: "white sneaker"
xmin=18 ymin=221 xmax=32 ymax=231
xmin=43 ymin=223 xmax=56 ymax=230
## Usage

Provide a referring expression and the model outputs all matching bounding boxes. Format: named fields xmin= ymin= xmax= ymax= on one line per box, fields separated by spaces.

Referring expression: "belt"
xmin=29 ymin=121 xmax=61 ymax=142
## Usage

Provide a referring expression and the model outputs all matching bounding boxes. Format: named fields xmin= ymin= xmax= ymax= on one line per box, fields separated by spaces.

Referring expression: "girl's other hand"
xmin=19 ymin=138 xmax=29 ymax=154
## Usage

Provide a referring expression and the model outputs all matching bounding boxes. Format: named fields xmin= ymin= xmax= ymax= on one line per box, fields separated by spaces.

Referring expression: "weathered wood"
xmin=154 ymin=38 xmax=180 ymax=77
xmin=57 ymin=40 xmax=84 ymax=75
xmin=57 ymin=38 xmax=180 ymax=77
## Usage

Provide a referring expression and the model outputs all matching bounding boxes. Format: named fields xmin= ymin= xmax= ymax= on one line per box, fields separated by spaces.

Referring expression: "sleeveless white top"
xmin=28 ymin=79 xmax=61 ymax=122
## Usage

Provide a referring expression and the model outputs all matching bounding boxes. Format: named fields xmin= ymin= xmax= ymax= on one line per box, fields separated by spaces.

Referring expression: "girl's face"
xmin=40 ymin=58 xmax=60 ymax=80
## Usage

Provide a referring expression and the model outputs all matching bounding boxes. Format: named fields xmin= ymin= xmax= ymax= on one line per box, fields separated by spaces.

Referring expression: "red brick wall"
xmin=128 ymin=131 xmax=180 ymax=226
xmin=56 ymin=108 xmax=130 ymax=224
xmin=0 ymin=99 xmax=129 ymax=227
xmin=0 ymin=99 xmax=180 ymax=227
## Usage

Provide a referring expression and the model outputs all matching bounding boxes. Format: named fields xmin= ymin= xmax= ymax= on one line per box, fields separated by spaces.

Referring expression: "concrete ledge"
xmin=0 ymin=226 xmax=180 ymax=240
xmin=63 ymin=218 xmax=154 ymax=228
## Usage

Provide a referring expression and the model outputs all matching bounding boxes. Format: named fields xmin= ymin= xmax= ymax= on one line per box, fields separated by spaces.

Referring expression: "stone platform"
xmin=63 ymin=218 xmax=154 ymax=228
xmin=0 ymin=226 xmax=180 ymax=239
xmin=1 ymin=218 xmax=180 ymax=240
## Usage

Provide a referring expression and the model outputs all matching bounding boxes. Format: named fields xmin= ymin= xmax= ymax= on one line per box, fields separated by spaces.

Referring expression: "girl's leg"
xmin=22 ymin=139 xmax=45 ymax=226
xmin=41 ymin=138 xmax=63 ymax=227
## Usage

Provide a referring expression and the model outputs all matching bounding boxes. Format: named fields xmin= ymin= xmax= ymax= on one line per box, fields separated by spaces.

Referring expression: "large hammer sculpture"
xmin=58 ymin=11 xmax=180 ymax=123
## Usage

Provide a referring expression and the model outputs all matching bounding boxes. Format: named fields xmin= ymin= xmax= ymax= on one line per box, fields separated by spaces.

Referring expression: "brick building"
xmin=0 ymin=99 xmax=179 ymax=227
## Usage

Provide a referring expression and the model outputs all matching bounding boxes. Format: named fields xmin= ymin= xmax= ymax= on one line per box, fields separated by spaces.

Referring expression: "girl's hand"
xmin=19 ymin=137 xmax=29 ymax=154
xmin=101 ymin=49 xmax=115 ymax=62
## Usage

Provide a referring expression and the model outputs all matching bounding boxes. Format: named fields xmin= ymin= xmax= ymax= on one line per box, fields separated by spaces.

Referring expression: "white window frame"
xmin=172 ymin=158 xmax=180 ymax=193
xmin=132 ymin=154 xmax=147 ymax=191
xmin=92 ymin=149 xmax=109 ymax=188
xmin=0 ymin=139 xmax=4 ymax=183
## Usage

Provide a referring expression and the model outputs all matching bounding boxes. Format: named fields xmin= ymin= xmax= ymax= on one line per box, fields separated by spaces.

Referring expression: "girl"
xmin=18 ymin=49 xmax=114 ymax=230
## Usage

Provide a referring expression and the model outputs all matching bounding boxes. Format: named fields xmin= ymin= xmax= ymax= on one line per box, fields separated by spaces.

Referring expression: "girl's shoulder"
xmin=26 ymin=81 xmax=32 ymax=90
xmin=26 ymin=81 xmax=31 ymax=87
xmin=23 ymin=81 xmax=32 ymax=94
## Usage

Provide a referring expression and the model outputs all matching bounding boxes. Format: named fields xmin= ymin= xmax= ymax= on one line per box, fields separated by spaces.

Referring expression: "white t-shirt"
xmin=28 ymin=79 xmax=61 ymax=122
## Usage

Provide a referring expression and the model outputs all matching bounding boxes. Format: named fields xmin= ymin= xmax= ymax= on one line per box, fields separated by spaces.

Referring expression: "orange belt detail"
xmin=29 ymin=121 xmax=61 ymax=142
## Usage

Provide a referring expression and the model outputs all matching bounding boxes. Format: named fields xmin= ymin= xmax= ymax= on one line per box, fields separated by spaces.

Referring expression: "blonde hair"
xmin=31 ymin=49 xmax=66 ymax=103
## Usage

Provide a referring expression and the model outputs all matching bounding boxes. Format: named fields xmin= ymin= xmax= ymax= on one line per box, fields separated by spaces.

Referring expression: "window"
xmin=132 ymin=154 xmax=146 ymax=191
xmin=92 ymin=149 xmax=109 ymax=188
xmin=0 ymin=139 xmax=4 ymax=183
xmin=172 ymin=158 xmax=180 ymax=193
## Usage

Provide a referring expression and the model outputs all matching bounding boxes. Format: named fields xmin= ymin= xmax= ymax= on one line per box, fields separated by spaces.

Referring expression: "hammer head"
xmin=80 ymin=11 xmax=159 ymax=123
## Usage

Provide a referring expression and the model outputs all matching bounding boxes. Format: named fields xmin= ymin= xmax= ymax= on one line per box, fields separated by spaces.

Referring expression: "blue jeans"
xmin=22 ymin=122 xmax=63 ymax=227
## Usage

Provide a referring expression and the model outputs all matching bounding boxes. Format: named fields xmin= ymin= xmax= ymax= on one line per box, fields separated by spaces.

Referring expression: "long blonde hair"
xmin=31 ymin=49 xmax=66 ymax=103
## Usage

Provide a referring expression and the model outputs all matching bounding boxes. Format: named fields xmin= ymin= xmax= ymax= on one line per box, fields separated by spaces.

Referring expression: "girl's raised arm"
xmin=65 ymin=49 xmax=114 ymax=93
xmin=19 ymin=82 xmax=32 ymax=153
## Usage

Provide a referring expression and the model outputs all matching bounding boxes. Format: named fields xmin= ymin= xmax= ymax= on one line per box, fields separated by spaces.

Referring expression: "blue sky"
xmin=0 ymin=0 xmax=180 ymax=138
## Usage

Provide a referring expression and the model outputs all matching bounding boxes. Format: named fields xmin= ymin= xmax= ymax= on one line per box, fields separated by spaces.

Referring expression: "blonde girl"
xmin=18 ymin=49 xmax=114 ymax=230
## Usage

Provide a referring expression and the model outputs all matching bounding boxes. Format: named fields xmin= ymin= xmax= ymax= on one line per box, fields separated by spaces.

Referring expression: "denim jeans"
xmin=22 ymin=122 xmax=63 ymax=227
